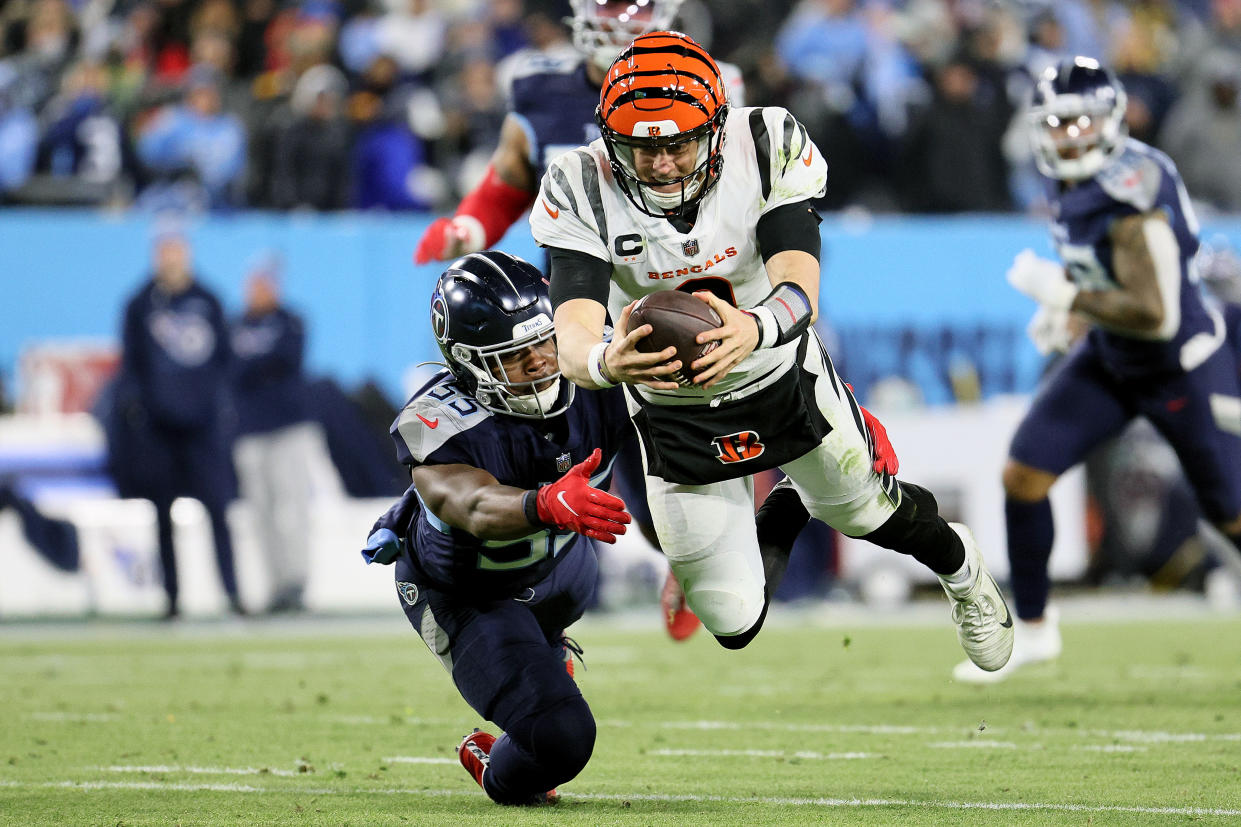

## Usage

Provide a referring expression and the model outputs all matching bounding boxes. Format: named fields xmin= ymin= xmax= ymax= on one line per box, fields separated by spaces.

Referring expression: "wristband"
xmin=750 ymin=282 xmax=813 ymax=348
xmin=586 ymin=340 xmax=617 ymax=388
xmin=748 ymin=306 xmax=779 ymax=349
xmin=522 ymin=489 xmax=548 ymax=528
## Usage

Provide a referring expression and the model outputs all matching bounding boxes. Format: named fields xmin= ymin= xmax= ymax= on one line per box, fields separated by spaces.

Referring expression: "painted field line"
xmin=928 ymin=741 xmax=1019 ymax=749
xmin=648 ymin=749 xmax=873 ymax=760
xmin=381 ymin=757 xmax=458 ymax=765
xmin=325 ymin=714 xmax=1241 ymax=744
xmin=101 ymin=765 xmax=299 ymax=777
xmin=29 ymin=712 xmax=118 ymax=722
xmin=1 ymin=780 xmax=1239 ymax=818
xmin=1075 ymin=745 xmax=1147 ymax=753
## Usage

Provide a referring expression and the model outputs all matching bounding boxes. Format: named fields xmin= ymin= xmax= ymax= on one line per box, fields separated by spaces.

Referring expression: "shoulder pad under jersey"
xmin=1097 ymin=145 xmax=1162 ymax=212
xmin=393 ymin=377 xmax=492 ymax=465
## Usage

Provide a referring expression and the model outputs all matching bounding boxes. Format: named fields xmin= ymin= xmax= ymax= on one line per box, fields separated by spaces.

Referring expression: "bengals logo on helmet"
xmin=712 ymin=431 xmax=765 ymax=464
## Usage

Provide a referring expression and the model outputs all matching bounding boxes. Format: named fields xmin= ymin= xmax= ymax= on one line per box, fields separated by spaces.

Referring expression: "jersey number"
xmin=476 ymin=530 xmax=574 ymax=572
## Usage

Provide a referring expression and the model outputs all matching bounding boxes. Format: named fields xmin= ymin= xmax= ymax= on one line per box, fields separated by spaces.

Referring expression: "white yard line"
xmin=648 ymin=749 xmax=874 ymax=760
xmin=0 ymin=779 xmax=1237 ymax=817
xmin=325 ymin=713 xmax=1241 ymax=743
xmin=101 ymin=765 xmax=299 ymax=777
xmin=380 ymin=757 xmax=458 ymax=765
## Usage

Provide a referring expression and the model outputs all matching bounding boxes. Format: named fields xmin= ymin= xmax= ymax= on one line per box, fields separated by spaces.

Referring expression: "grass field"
xmin=2 ymin=600 xmax=1240 ymax=826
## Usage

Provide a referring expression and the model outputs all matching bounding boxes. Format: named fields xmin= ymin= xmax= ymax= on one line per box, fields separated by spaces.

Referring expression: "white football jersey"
xmin=531 ymin=106 xmax=827 ymax=403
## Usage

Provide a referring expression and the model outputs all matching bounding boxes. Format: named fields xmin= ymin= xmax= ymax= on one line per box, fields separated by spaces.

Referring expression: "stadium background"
xmin=2 ymin=0 xmax=1241 ymax=617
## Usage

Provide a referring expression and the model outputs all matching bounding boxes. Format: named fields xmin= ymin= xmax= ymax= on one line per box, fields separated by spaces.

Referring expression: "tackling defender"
xmin=362 ymin=251 xmax=632 ymax=804
xmin=533 ymin=32 xmax=1014 ymax=669
xmin=955 ymin=57 xmax=1241 ymax=683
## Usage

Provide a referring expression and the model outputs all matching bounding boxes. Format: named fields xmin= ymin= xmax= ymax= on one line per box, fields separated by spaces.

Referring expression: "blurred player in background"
xmin=111 ymin=225 xmax=241 ymax=619
xmin=230 ymin=256 xmax=318 ymax=614
xmin=361 ymin=251 xmax=632 ymax=805
xmin=536 ymin=32 xmax=1013 ymax=671
xmin=963 ymin=57 xmax=1241 ymax=683
xmin=414 ymin=0 xmax=745 ymax=642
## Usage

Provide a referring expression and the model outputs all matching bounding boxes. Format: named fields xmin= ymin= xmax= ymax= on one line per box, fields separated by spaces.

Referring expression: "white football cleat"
xmin=952 ymin=606 xmax=1062 ymax=684
xmin=939 ymin=523 xmax=1014 ymax=672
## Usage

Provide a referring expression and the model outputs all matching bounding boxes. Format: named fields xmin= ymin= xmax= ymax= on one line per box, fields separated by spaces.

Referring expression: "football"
xmin=629 ymin=290 xmax=722 ymax=386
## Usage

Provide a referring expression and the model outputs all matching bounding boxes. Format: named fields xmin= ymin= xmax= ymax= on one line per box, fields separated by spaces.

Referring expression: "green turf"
xmin=2 ymin=610 xmax=1240 ymax=826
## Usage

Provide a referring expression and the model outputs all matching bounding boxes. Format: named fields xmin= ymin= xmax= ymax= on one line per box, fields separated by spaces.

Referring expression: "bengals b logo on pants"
xmin=712 ymin=431 xmax=765 ymax=464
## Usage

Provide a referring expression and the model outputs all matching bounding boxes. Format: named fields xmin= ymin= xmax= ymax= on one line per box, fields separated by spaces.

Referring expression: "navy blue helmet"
xmin=430 ymin=251 xmax=573 ymax=419
xmin=1028 ymin=56 xmax=1128 ymax=181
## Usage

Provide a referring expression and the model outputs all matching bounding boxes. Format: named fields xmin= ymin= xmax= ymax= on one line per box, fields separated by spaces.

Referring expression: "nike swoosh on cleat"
xmin=801 ymin=146 xmax=814 ymax=166
xmin=416 ymin=413 xmax=439 ymax=428
xmin=542 ymin=199 xmax=559 ymax=219
xmin=556 ymin=491 xmax=579 ymax=516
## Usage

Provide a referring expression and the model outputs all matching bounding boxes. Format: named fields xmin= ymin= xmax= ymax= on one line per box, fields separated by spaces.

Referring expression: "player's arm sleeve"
xmin=549 ymin=247 xmax=612 ymax=309
xmin=747 ymin=107 xmax=829 ymax=215
xmin=756 ymin=201 xmax=822 ymax=262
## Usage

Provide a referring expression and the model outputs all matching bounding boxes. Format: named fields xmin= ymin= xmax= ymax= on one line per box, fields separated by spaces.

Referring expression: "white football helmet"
xmin=568 ymin=0 xmax=683 ymax=71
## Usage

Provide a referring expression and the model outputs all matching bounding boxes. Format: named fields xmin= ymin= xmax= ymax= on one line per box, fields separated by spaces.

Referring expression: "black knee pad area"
xmin=525 ymin=695 xmax=596 ymax=781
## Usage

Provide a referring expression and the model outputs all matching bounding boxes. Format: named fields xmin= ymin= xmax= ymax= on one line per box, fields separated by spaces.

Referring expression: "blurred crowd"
xmin=1 ymin=0 xmax=1240 ymax=216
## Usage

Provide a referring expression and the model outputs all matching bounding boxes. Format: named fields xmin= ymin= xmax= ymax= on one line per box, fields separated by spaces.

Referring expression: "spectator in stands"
xmin=112 ymin=224 xmax=242 ymax=619
xmin=348 ymin=53 xmax=434 ymax=210
xmin=33 ymin=59 xmax=127 ymax=205
xmin=899 ymin=53 xmax=1013 ymax=212
xmin=230 ymin=256 xmax=320 ymax=613
xmin=0 ymin=63 xmax=38 ymax=198
xmin=134 ymin=63 xmax=246 ymax=211
xmin=6 ymin=0 xmax=78 ymax=112
xmin=265 ymin=63 xmax=352 ymax=210
xmin=1159 ymin=49 xmax=1241 ymax=212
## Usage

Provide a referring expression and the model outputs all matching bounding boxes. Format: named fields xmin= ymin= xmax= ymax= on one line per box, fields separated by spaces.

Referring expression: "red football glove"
xmin=846 ymin=384 xmax=899 ymax=476
xmin=414 ymin=216 xmax=483 ymax=265
xmin=535 ymin=448 xmax=631 ymax=543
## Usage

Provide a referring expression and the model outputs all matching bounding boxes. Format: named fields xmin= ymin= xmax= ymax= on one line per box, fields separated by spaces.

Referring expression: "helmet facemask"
xmin=448 ymin=326 xmax=572 ymax=420
xmin=568 ymin=0 xmax=683 ymax=72
xmin=600 ymin=114 xmax=726 ymax=217
xmin=1028 ymin=64 xmax=1128 ymax=182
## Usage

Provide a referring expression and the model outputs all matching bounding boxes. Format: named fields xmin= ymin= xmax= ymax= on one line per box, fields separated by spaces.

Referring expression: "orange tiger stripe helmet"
xmin=595 ymin=31 xmax=729 ymax=218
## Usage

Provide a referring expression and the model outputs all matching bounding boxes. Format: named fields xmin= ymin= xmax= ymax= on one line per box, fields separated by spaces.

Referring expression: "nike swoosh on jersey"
xmin=542 ymin=199 xmax=559 ymax=219
xmin=416 ymin=413 xmax=439 ymax=428
xmin=556 ymin=490 xmax=579 ymax=516
xmin=801 ymin=146 xmax=814 ymax=166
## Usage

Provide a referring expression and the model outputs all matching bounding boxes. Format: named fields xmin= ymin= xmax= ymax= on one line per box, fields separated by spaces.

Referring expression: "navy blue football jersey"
xmin=507 ymin=53 xmax=602 ymax=178
xmin=1046 ymin=138 xmax=1223 ymax=377
xmin=390 ymin=370 xmax=631 ymax=597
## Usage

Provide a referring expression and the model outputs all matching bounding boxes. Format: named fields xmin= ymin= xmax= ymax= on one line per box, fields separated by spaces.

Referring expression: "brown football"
xmin=629 ymin=290 xmax=722 ymax=386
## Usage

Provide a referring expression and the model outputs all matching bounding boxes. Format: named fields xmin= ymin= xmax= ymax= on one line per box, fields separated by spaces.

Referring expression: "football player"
xmin=533 ymin=32 xmax=1014 ymax=670
xmin=954 ymin=57 xmax=1241 ymax=683
xmin=414 ymin=0 xmax=746 ymax=642
xmin=362 ymin=251 xmax=633 ymax=804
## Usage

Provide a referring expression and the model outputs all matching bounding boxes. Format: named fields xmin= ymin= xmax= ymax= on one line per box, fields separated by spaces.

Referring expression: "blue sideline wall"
xmin=3 ymin=209 xmax=1239 ymax=406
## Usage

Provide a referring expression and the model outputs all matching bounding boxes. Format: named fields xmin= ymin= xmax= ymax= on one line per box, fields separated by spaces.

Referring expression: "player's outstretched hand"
xmin=606 ymin=301 xmax=682 ymax=390
xmin=688 ymin=291 xmax=760 ymax=388
xmin=414 ymin=216 xmax=485 ymax=265
xmin=1006 ymin=249 xmax=1078 ymax=311
xmin=536 ymin=448 xmax=631 ymax=543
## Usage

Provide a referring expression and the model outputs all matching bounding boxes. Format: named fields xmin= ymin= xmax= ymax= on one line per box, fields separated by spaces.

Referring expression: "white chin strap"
xmin=506 ymin=378 xmax=563 ymax=416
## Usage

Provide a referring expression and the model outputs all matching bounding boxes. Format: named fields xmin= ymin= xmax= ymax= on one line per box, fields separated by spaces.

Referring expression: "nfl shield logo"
xmin=682 ymin=238 xmax=700 ymax=257
xmin=556 ymin=453 xmax=572 ymax=473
